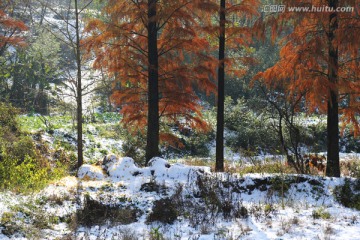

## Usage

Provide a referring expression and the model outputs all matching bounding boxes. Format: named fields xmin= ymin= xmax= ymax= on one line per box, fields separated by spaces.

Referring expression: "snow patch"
xmin=78 ymin=164 xmax=105 ymax=180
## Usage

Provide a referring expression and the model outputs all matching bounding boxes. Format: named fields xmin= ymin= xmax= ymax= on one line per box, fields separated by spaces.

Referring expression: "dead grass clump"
xmin=77 ymin=194 xmax=138 ymax=227
xmin=147 ymin=198 xmax=178 ymax=224
xmin=341 ymin=159 xmax=360 ymax=178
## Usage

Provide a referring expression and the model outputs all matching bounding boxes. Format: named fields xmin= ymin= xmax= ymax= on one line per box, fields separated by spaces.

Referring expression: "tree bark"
xmin=215 ymin=0 xmax=225 ymax=172
xmin=326 ymin=0 xmax=340 ymax=177
xmin=145 ymin=0 xmax=160 ymax=166
xmin=75 ymin=0 xmax=83 ymax=168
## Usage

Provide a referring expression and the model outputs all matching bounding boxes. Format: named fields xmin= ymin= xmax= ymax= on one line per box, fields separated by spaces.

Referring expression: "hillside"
xmin=1 ymin=157 xmax=359 ymax=240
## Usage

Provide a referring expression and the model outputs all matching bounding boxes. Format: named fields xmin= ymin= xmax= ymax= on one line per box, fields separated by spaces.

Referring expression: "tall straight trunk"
xmin=326 ymin=0 xmax=340 ymax=177
xmin=145 ymin=0 xmax=160 ymax=165
xmin=215 ymin=0 xmax=225 ymax=172
xmin=10 ymin=66 xmax=24 ymax=108
xmin=75 ymin=0 xmax=83 ymax=168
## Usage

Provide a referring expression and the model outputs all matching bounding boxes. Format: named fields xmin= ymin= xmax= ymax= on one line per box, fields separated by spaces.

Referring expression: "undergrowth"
xmin=334 ymin=178 xmax=360 ymax=210
xmin=0 ymin=103 xmax=69 ymax=193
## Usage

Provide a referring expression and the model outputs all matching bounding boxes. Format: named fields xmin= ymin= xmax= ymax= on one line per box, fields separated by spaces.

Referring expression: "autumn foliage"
xmin=200 ymin=0 xmax=260 ymax=78
xmin=85 ymin=0 xmax=217 ymax=147
xmin=197 ymin=0 xmax=259 ymax=171
xmin=255 ymin=0 xmax=360 ymax=176
xmin=255 ymin=0 xmax=360 ymax=133
xmin=0 ymin=0 xmax=27 ymax=54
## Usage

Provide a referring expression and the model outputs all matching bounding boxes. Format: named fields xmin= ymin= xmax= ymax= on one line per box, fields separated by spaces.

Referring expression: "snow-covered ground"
xmin=1 ymin=157 xmax=359 ymax=240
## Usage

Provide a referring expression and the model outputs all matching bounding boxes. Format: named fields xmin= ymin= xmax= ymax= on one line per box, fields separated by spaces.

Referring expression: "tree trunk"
xmin=145 ymin=0 xmax=160 ymax=166
xmin=75 ymin=0 xmax=83 ymax=168
xmin=10 ymin=65 xmax=25 ymax=108
xmin=36 ymin=63 xmax=48 ymax=115
xmin=215 ymin=0 xmax=225 ymax=172
xmin=326 ymin=0 xmax=340 ymax=177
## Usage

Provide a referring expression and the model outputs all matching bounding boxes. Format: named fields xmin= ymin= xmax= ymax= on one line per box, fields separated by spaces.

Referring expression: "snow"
xmin=3 ymin=6 xmax=358 ymax=240
xmin=78 ymin=164 xmax=105 ymax=180
xmin=1 ymin=157 xmax=359 ymax=240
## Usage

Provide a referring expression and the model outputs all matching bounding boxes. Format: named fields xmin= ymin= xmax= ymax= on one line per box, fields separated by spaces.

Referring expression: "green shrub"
xmin=334 ymin=178 xmax=360 ymax=210
xmin=0 ymin=102 xmax=19 ymax=133
xmin=150 ymin=227 xmax=165 ymax=240
xmin=223 ymin=97 xmax=278 ymax=154
xmin=6 ymin=136 xmax=37 ymax=163
xmin=0 ymin=211 xmax=22 ymax=236
xmin=312 ymin=207 xmax=331 ymax=219
xmin=121 ymin=130 xmax=146 ymax=165
xmin=0 ymin=104 xmax=68 ymax=193
xmin=0 ymin=152 xmax=67 ymax=193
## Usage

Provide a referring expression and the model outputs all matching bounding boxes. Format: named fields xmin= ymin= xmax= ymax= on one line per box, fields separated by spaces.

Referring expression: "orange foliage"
xmin=84 ymin=0 xmax=217 ymax=146
xmin=255 ymin=0 xmax=360 ymax=135
xmin=304 ymin=154 xmax=326 ymax=173
xmin=0 ymin=0 xmax=28 ymax=53
xmin=200 ymin=0 xmax=260 ymax=79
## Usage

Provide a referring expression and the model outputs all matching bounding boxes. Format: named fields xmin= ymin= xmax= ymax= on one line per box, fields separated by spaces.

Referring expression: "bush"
xmin=334 ymin=178 xmax=360 ymax=210
xmin=147 ymin=198 xmax=178 ymax=224
xmin=223 ymin=97 xmax=278 ymax=154
xmin=0 ymin=102 xmax=19 ymax=133
xmin=0 ymin=103 xmax=68 ymax=193
xmin=180 ymin=129 xmax=214 ymax=157
xmin=121 ymin=130 xmax=146 ymax=166
xmin=0 ymin=151 xmax=67 ymax=193
xmin=312 ymin=207 xmax=331 ymax=219
xmin=5 ymin=136 xmax=38 ymax=163
xmin=341 ymin=160 xmax=360 ymax=178
xmin=238 ymin=161 xmax=296 ymax=175
xmin=77 ymin=194 xmax=138 ymax=226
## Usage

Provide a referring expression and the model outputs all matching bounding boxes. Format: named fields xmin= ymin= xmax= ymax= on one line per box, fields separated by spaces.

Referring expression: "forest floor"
xmin=0 ymin=114 xmax=359 ymax=239
xmin=0 ymin=156 xmax=359 ymax=240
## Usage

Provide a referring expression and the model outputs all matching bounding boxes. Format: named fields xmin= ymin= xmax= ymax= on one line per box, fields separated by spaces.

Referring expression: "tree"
xmin=255 ymin=0 xmax=360 ymax=177
xmin=74 ymin=0 xmax=84 ymax=168
xmin=0 ymin=0 xmax=28 ymax=56
xmin=85 ymin=0 xmax=217 ymax=165
xmin=216 ymin=0 xmax=226 ymax=172
xmin=37 ymin=0 xmax=96 ymax=168
xmin=0 ymin=0 xmax=27 ymax=101
xmin=200 ymin=0 xmax=259 ymax=171
xmin=7 ymin=29 xmax=61 ymax=113
xmin=0 ymin=2 xmax=61 ymax=112
xmin=146 ymin=0 xmax=160 ymax=163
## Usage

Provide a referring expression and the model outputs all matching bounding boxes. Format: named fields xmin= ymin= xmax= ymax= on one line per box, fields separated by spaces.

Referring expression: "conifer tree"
xmin=200 ymin=0 xmax=259 ymax=171
xmin=255 ymin=0 xmax=360 ymax=177
xmin=85 ymin=0 xmax=217 ymax=165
